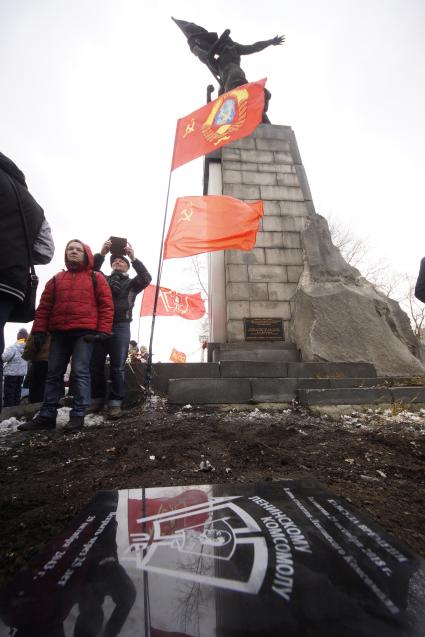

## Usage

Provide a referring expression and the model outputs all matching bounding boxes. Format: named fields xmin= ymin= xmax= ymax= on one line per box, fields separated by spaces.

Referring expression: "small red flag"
xmin=170 ymin=348 xmax=187 ymax=363
xmin=164 ymin=195 xmax=264 ymax=259
xmin=171 ymin=78 xmax=266 ymax=171
xmin=140 ymin=284 xmax=206 ymax=320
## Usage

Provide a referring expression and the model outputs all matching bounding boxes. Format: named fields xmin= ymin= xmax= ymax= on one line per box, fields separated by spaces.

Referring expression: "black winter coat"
xmin=415 ymin=257 xmax=425 ymax=303
xmin=0 ymin=153 xmax=44 ymax=301
xmin=93 ymin=254 xmax=152 ymax=322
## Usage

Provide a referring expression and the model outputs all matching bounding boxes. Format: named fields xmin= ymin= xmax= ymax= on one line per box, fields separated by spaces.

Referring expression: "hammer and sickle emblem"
xmin=177 ymin=206 xmax=193 ymax=223
xmin=183 ymin=118 xmax=196 ymax=138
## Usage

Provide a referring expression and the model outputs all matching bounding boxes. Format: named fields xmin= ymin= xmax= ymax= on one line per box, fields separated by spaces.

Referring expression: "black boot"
xmin=18 ymin=415 xmax=56 ymax=431
xmin=63 ymin=416 xmax=84 ymax=432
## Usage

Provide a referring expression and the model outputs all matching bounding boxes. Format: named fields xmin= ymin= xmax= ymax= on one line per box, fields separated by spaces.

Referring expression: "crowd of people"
xmin=1 ymin=152 xmax=151 ymax=432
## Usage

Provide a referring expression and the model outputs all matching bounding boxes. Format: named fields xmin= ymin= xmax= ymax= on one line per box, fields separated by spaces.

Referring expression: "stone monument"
xmin=165 ymin=17 xmax=425 ymax=405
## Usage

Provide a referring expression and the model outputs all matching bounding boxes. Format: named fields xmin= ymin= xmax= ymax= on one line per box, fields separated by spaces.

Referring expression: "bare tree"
xmin=326 ymin=213 xmax=425 ymax=339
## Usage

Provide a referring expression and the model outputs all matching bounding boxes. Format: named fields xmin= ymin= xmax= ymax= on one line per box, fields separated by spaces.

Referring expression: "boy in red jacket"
xmin=19 ymin=240 xmax=113 ymax=432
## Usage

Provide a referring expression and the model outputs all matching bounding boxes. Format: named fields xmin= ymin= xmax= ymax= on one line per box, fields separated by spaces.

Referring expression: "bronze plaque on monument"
xmin=244 ymin=317 xmax=284 ymax=341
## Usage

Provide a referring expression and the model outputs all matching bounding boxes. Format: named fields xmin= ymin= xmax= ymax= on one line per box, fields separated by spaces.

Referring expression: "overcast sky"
xmin=2 ymin=0 xmax=425 ymax=359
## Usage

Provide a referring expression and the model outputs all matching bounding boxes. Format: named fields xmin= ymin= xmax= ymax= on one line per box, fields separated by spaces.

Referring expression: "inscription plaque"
xmin=244 ymin=317 xmax=284 ymax=341
xmin=0 ymin=480 xmax=424 ymax=636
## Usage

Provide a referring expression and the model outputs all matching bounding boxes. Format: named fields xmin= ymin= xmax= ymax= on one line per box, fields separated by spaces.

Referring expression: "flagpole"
xmin=145 ymin=158 xmax=174 ymax=392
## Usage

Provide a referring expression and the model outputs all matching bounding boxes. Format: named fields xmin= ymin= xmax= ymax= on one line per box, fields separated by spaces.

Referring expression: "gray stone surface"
xmin=276 ymin=174 xmax=300 ymax=187
xmin=297 ymin=387 xmax=393 ymax=405
xmin=227 ymin=265 xmax=248 ymax=282
xmin=282 ymin=233 xmax=301 ymax=249
xmin=255 ymin=232 xmax=284 ymax=248
xmin=223 ymin=161 xmax=258 ymax=172
xmin=220 ymin=361 xmax=289 ymax=376
xmin=391 ymin=387 xmax=425 ymax=403
xmin=287 ymin=266 xmax=304 ymax=282
xmin=223 ymin=183 xmax=260 ymax=199
xmin=240 ymin=149 xmax=274 ymax=163
xmin=262 ymin=216 xmax=286 ymax=231
xmin=288 ymin=362 xmax=377 ymax=378
xmin=265 ymin=249 xmax=303 ymax=265
xmin=168 ymin=378 xmax=252 ymax=404
xmin=255 ymin=138 xmax=291 ymax=152
xmin=250 ymin=301 xmax=291 ymax=319
xmin=280 ymin=201 xmax=309 ymax=216
xmin=251 ymin=378 xmax=298 ymax=402
xmin=290 ymin=213 xmax=425 ymax=376
xmin=268 ymin=282 xmax=298 ymax=301
xmin=260 ymin=185 xmax=304 ymax=201
xmin=248 ymin=265 xmax=287 ymax=282
xmin=151 ymin=363 xmax=220 ymax=394
xmin=227 ymin=248 xmax=265 ymax=265
xmin=242 ymin=171 xmax=277 ymax=186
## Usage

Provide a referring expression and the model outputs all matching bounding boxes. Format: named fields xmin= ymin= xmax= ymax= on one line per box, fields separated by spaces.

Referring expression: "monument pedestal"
xmin=205 ymin=123 xmax=425 ymax=378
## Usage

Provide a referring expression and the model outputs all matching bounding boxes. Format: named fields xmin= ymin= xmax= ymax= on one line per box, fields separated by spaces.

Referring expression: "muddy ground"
xmin=0 ymin=398 xmax=424 ymax=588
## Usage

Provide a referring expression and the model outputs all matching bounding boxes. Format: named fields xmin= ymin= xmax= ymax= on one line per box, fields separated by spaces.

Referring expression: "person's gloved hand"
xmin=33 ymin=332 xmax=48 ymax=352
xmin=83 ymin=332 xmax=111 ymax=343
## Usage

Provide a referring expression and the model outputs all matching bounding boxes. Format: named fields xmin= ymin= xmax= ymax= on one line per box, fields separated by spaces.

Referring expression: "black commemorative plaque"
xmin=1 ymin=480 xmax=424 ymax=636
xmin=244 ymin=318 xmax=284 ymax=341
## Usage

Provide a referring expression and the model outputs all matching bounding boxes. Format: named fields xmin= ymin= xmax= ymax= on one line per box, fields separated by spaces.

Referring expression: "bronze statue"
xmin=172 ymin=18 xmax=284 ymax=121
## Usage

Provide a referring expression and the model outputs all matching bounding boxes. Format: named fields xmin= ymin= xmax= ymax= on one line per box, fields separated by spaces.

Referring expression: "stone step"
xmin=209 ymin=342 xmax=299 ymax=363
xmin=297 ymin=386 xmax=425 ymax=405
xmin=153 ymin=361 xmax=378 ymax=395
xmin=167 ymin=376 xmax=425 ymax=405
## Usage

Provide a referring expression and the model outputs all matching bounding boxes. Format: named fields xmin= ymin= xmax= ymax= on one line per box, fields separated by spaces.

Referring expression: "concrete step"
xmin=297 ymin=386 xmax=425 ymax=405
xmin=151 ymin=363 xmax=219 ymax=394
xmin=167 ymin=376 xmax=425 ymax=405
xmin=153 ymin=361 xmax=379 ymax=395
xmin=210 ymin=342 xmax=299 ymax=363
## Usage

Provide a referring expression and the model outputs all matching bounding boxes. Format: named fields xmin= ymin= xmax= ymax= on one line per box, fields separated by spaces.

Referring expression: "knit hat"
xmin=110 ymin=254 xmax=130 ymax=268
xmin=17 ymin=328 xmax=29 ymax=340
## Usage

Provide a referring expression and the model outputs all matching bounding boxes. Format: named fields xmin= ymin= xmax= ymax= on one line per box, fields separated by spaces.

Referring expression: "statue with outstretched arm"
xmin=172 ymin=18 xmax=284 ymax=121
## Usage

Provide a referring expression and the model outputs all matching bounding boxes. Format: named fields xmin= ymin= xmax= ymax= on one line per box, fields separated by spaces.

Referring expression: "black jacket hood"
xmin=0 ymin=152 xmax=27 ymax=188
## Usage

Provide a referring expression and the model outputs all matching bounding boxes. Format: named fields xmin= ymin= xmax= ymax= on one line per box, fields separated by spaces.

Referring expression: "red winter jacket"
xmin=33 ymin=242 xmax=113 ymax=334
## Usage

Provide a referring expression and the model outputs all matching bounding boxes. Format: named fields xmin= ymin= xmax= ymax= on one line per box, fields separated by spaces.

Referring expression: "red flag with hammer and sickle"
xmin=140 ymin=284 xmax=206 ymax=320
xmin=171 ymin=78 xmax=266 ymax=171
xmin=164 ymin=195 xmax=264 ymax=259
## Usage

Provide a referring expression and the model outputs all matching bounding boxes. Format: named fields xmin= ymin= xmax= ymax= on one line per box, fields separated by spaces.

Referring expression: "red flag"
xmin=140 ymin=284 xmax=206 ymax=320
xmin=164 ymin=195 xmax=264 ymax=259
xmin=169 ymin=348 xmax=187 ymax=363
xmin=171 ymin=78 xmax=266 ymax=171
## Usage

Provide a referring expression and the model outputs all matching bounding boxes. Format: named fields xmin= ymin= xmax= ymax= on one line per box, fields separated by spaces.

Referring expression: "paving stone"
xmin=287 ymin=265 xmax=304 ymax=282
xmin=391 ymin=387 xmax=425 ymax=403
xmin=255 ymin=231 xmax=284 ymax=248
xmin=248 ymin=264 xmax=287 ymax=282
xmin=221 ymin=148 xmax=240 ymax=161
xmin=251 ymin=378 xmax=298 ymax=402
xmin=226 ymin=319 xmax=245 ymax=341
xmin=288 ymin=362 xmax=378 ymax=378
xmin=265 ymin=248 xmax=303 ymax=265
xmin=242 ymin=171 xmax=277 ymax=186
xmin=168 ymin=378 xmax=252 ymax=404
xmin=263 ymin=200 xmax=281 ymax=215
xmin=262 ymin=216 xmax=285 ymax=231
xmin=152 ymin=363 xmax=220 ymax=394
xmin=228 ymin=301 xmax=250 ymax=319
xmin=297 ymin=387 xmax=392 ymax=405
xmin=273 ymin=151 xmax=293 ymax=164
xmin=255 ymin=138 xmax=291 ymax=152
xmin=258 ymin=163 xmax=295 ymax=174
xmin=276 ymin=173 xmax=300 ymax=187
xmin=226 ymin=248 xmax=265 ymax=265
xmin=240 ymin=149 xmax=274 ymax=163
xmin=282 ymin=232 xmax=301 ymax=249
xmin=280 ymin=201 xmax=309 ymax=216
xmin=223 ymin=183 xmax=260 ymax=199
xmin=220 ymin=361 xmax=289 ymax=376
xmin=268 ymin=282 xmax=298 ymax=301
xmin=227 ymin=264 xmax=249 ymax=282
xmin=223 ymin=169 xmax=242 ymax=184
xmin=222 ymin=161 xmax=258 ymax=172
xmin=227 ymin=282 xmax=250 ymax=300
xmin=250 ymin=301 xmax=291 ymax=319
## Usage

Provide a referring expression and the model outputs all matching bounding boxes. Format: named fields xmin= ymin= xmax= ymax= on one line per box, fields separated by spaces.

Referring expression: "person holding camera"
xmin=18 ymin=240 xmax=114 ymax=432
xmin=91 ymin=238 xmax=152 ymax=418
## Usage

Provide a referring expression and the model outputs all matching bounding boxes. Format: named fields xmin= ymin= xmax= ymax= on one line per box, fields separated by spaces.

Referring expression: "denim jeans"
xmin=0 ymin=292 xmax=18 ymax=410
xmin=40 ymin=332 xmax=94 ymax=419
xmin=90 ymin=322 xmax=130 ymax=405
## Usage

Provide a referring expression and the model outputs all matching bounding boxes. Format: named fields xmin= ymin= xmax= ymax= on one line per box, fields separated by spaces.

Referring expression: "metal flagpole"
xmin=145 ymin=157 xmax=175 ymax=392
